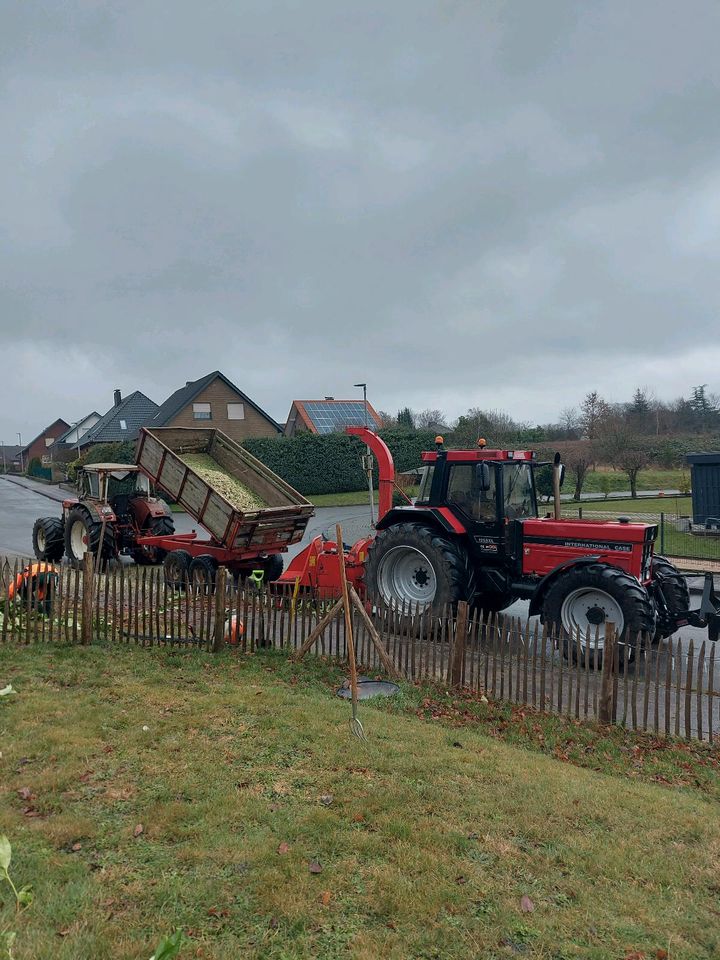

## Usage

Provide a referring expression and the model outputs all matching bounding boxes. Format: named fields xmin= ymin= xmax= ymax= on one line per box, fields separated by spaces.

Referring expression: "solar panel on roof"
xmin=302 ymin=401 xmax=373 ymax=434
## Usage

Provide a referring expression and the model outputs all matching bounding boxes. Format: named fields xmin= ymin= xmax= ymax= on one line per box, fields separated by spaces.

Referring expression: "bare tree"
xmin=563 ymin=441 xmax=594 ymax=501
xmin=580 ymin=391 xmax=610 ymax=440
xmin=415 ymin=408 xmax=448 ymax=431
xmin=559 ymin=406 xmax=581 ymax=438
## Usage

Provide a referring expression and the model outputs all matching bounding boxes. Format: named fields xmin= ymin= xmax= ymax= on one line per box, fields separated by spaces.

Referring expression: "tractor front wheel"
xmin=542 ymin=563 xmax=655 ymax=667
xmin=365 ymin=522 xmax=474 ymax=616
xmin=32 ymin=517 xmax=65 ymax=562
xmin=651 ymin=555 xmax=690 ymax=641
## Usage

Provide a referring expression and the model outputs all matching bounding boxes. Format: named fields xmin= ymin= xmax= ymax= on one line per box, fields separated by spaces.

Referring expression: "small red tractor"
xmin=32 ymin=463 xmax=174 ymax=566
xmin=281 ymin=428 xmax=720 ymax=660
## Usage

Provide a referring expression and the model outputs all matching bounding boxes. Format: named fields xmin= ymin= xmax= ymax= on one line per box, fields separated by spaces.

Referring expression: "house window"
xmin=45 ymin=437 xmax=53 ymax=447
xmin=120 ymin=419 xmax=127 ymax=430
xmin=193 ymin=402 xmax=212 ymax=420
xmin=227 ymin=403 xmax=245 ymax=420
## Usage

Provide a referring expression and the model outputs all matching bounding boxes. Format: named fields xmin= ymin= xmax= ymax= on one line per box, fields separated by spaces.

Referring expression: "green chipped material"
xmin=180 ymin=454 xmax=266 ymax=510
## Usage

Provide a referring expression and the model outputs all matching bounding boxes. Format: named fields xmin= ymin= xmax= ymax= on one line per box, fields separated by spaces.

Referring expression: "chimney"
xmin=324 ymin=396 xmax=335 ymax=401
xmin=114 ymin=389 xmax=122 ymax=408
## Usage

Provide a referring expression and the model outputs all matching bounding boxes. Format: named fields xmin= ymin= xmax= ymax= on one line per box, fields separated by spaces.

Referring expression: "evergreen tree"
xmin=396 ymin=407 xmax=415 ymax=430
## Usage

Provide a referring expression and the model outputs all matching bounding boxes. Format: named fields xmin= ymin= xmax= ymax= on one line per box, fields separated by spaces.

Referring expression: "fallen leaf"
xmin=17 ymin=787 xmax=33 ymax=801
xmin=520 ymin=895 xmax=535 ymax=913
xmin=320 ymin=890 xmax=331 ymax=906
xmin=455 ymin=875 xmax=467 ymax=885
xmin=351 ymin=813 xmax=365 ymax=823
xmin=624 ymin=952 xmax=646 ymax=960
xmin=656 ymin=951 xmax=668 ymax=960
xmin=133 ymin=823 xmax=144 ymax=838
xmin=308 ymin=859 xmax=323 ymax=874
xmin=319 ymin=794 xmax=334 ymax=806
xmin=277 ymin=842 xmax=290 ymax=855
xmin=71 ymin=842 xmax=82 ymax=852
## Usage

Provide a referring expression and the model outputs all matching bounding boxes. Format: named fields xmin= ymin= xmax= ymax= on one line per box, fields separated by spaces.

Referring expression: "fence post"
xmin=598 ymin=622 xmax=616 ymax=723
xmin=212 ymin=567 xmax=227 ymax=653
xmin=660 ymin=512 xmax=665 ymax=554
xmin=81 ymin=553 xmax=93 ymax=645
xmin=451 ymin=601 xmax=468 ymax=687
xmin=578 ymin=507 xmax=583 ymax=520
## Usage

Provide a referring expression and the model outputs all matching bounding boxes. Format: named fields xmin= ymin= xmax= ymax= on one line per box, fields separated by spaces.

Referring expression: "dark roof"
xmin=288 ymin=399 xmax=382 ymax=435
xmin=82 ymin=392 xmax=158 ymax=444
xmin=151 ymin=370 xmax=282 ymax=432
xmin=55 ymin=412 xmax=101 ymax=444
xmin=686 ymin=453 xmax=720 ymax=465
xmin=20 ymin=418 xmax=71 ymax=455
xmin=1 ymin=444 xmax=22 ymax=461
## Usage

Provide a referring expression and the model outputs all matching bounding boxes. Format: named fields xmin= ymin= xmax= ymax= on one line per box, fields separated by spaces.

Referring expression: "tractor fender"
xmin=130 ymin=497 xmax=171 ymax=527
xmin=528 ymin=555 xmax=603 ymax=617
xmin=375 ymin=506 xmax=467 ymax=537
xmin=65 ymin=501 xmax=111 ymax=525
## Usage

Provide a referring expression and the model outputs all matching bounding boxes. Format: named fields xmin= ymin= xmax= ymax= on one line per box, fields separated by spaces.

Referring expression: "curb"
xmin=0 ymin=475 xmax=66 ymax=504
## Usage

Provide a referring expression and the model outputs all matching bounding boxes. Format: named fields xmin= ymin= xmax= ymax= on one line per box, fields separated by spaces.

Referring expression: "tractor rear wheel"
xmin=651 ymin=555 xmax=690 ymax=641
xmin=189 ymin=555 xmax=218 ymax=594
xmin=64 ymin=507 xmax=115 ymax=566
xmin=164 ymin=550 xmax=192 ymax=590
xmin=365 ymin=522 xmax=475 ymax=615
xmin=260 ymin=554 xmax=284 ymax=583
xmin=542 ymin=563 xmax=655 ymax=667
xmin=32 ymin=517 xmax=65 ymax=562
xmin=133 ymin=514 xmax=175 ymax=565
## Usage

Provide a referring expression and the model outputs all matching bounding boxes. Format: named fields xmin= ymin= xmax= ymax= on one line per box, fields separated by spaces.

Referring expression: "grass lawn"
xmin=565 ymin=497 xmax=691 ymax=515
xmin=2 ymin=646 xmax=719 ymax=959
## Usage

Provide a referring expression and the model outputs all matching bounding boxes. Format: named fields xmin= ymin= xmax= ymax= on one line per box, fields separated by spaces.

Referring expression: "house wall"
xmin=26 ymin=422 xmax=70 ymax=467
xmin=167 ymin=378 xmax=279 ymax=442
xmin=63 ymin=414 xmax=101 ymax=444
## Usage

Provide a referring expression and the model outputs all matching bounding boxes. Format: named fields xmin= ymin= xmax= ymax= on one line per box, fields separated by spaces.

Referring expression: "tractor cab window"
xmin=85 ymin=473 xmax=100 ymax=498
xmin=416 ymin=465 xmax=435 ymax=502
xmin=502 ymin=462 xmax=536 ymax=520
xmin=107 ymin=471 xmax=137 ymax=499
xmin=447 ymin=463 xmax=497 ymax=522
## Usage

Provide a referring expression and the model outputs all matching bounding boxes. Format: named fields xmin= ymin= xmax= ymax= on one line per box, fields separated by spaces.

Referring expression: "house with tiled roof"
xmin=149 ymin=371 xmax=281 ymax=443
xmin=284 ymin=398 xmax=381 ymax=437
xmin=79 ymin=390 xmax=158 ymax=448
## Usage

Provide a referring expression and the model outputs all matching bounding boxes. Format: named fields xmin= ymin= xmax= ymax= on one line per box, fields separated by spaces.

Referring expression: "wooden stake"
xmin=348 ymin=586 xmax=400 ymax=678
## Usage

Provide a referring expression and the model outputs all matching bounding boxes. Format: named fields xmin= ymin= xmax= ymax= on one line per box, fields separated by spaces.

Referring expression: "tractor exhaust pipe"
xmin=552 ymin=453 xmax=562 ymax=521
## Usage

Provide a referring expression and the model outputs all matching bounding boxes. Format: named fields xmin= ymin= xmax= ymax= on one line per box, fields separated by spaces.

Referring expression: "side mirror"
xmin=475 ymin=462 xmax=491 ymax=492
xmin=559 ymin=464 xmax=565 ymax=489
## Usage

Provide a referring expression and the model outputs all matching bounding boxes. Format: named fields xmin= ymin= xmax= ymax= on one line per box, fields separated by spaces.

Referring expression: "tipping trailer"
xmin=135 ymin=427 xmax=314 ymax=587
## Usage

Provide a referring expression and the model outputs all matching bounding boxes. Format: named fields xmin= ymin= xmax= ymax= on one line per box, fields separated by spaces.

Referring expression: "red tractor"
xmin=281 ymin=429 xmax=719 ymax=661
xmin=32 ymin=463 xmax=174 ymax=566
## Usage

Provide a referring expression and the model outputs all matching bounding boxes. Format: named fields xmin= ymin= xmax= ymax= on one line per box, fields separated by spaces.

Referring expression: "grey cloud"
xmin=1 ymin=0 xmax=719 ymax=442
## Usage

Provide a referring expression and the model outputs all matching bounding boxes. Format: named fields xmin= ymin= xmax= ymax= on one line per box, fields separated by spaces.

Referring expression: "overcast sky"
xmin=1 ymin=1 xmax=719 ymax=445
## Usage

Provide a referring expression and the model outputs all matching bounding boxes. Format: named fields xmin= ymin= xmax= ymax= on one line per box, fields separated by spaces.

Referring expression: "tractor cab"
xmin=78 ymin=464 xmax=151 ymax=521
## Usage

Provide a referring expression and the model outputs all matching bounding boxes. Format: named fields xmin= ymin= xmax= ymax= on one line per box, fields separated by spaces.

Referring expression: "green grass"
xmin=567 ymin=496 xmax=691 ymax=515
xmin=580 ymin=468 xmax=685 ymax=495
xmin=2 ymin=645 xmax=720 ymax=959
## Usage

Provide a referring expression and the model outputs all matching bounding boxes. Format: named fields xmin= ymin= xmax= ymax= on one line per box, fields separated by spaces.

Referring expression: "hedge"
xmin=243 ymin=429 xmax=437 ymax=496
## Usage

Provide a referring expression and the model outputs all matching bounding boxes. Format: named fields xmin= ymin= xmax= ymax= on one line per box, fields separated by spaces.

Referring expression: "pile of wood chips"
xmin=181 ymin=454 xmax=266 ymax=510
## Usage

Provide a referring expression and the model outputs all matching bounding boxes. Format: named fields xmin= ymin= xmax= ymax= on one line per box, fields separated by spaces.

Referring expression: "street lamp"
xmin=17 ymin=433 xmax=23 ymax=473
xmin=1 ymin=441 xmax=6 ymax=474
xmin=354 ymin=383 xmax=374 ymax=523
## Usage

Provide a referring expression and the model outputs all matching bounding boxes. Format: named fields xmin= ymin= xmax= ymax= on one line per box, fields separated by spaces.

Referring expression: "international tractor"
xmin=280 ymin=428 xmax=720 ymax=661
xmin=32 ymin=463 xmax=175 ymax=566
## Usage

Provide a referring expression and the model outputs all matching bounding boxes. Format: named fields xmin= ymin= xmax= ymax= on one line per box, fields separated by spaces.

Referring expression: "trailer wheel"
xmin=164 ymin=550 xmax=192 ymax=590
xmin=32 ymin=517 xmax=65 ymax=562
xmin=365 ymin=522 xmax=474 ymax=616
xmin=64 ymin=507 xmax=115 ymax=566
xmin=543 ymin=563 xmax=655 ymax=668
xmin=651 ymin=555 xmax=690 ymax=641
xmin=189 ymin=555 xmax=217 ymax=594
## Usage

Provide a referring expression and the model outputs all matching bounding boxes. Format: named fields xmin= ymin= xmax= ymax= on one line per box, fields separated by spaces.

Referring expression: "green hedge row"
xmin=243 ymin=429 xmax=437 ymax=495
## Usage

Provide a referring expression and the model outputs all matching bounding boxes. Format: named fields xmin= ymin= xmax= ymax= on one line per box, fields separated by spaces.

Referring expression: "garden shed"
xmin=686 ymin=452 xmax=720 ymax=526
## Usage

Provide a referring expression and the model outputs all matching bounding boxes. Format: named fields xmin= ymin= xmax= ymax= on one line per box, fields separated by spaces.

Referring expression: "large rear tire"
xmin=133 ymin=514 xmax=176 ymax=565
xmin=542 ymin=563 xmax=655 ymax=668
xmin=651 ymin=555 xmax=690 ymax=641
xmin=365 ymin=522 xmax=475 ymax=615
xmin=32 ymin=517 xmax=65 ymax=562
xmin=64 ymin=507 xmax=115 ymax=566
xmin=260 ymin=554 xmax=284 ymax=583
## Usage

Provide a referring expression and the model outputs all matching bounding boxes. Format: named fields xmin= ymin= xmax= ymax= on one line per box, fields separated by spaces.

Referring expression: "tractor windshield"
xmin=502 ymin=462 xmax=536 ymax=519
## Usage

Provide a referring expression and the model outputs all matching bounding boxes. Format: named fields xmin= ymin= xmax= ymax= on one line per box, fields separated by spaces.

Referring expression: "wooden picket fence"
xmin=1 ymin=555 xmax=717 ymax=743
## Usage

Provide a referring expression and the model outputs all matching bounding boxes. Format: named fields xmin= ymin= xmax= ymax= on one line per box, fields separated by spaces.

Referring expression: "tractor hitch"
xmin=672 ymin=572 xmax=720 ymax=641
